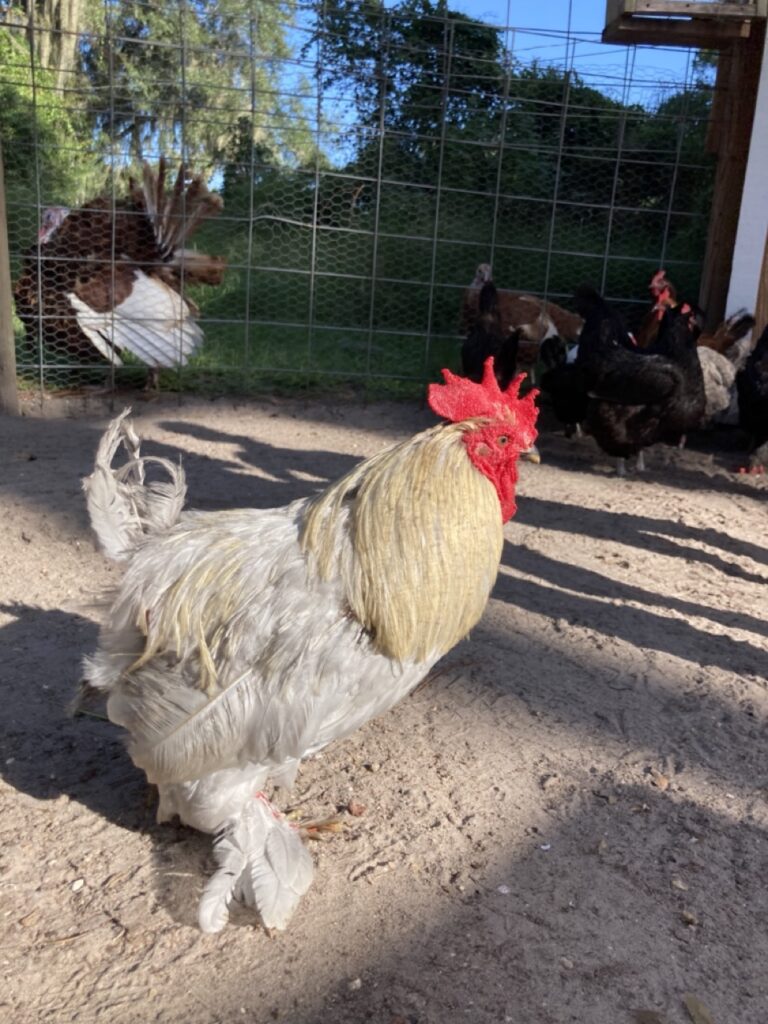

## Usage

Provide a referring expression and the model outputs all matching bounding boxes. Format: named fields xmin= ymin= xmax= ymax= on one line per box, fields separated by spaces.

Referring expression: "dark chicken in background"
xmin=588 ymin=302 xmax=705 ymax=473
xmin=461 ymin=280 xmax=521 ymax=391
xmin=538 ymin=332 xmax=588 ymax=437
xmin=737 ymin=323 xmax=768 ymax=472
xmin=541 ymin=287 xmax=705 ymax=475
xmin=538 ymin=285 xmax=635 ymax=440
xmin=632 ymin=268 xmax=755 ymax=425
xmin=634 ymin=268 xmax=679 ymax=350
xmin=635 ymin=268 xmax=754 ymax=354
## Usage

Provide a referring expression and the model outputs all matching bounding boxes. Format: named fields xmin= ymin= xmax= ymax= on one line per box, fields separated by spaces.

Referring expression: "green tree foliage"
xmin=308 ymin=0 xmax=713 ymax=307
xmin=0 ymin=24 xmax=104 ymax=284
xmin=80 ymin=0 xmax=315 ymax=171
xmin=4 ymin=0 xmax=85 ymax=88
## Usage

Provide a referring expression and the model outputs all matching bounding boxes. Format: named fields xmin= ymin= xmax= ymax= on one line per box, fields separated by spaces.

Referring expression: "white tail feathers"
xmin=69 ymin=272 xmax=204 ymax=368
xmin=199 ymin=797 xmax=314 ymax=933
xmin=83 ymin=408 xmax=187 ymax=562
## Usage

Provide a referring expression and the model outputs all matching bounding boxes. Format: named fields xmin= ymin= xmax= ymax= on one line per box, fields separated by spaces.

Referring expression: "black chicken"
xmin=540 ymin=287 xmax=704 ymax=475
xmin=736 ymin=323 xmax=768 ymax=472
xmin=539 ymin=334 xmax=588 ymax=434
xmin=581 ymin=294 xmax=705 ymax=475
xmin=538 ymin=285 xmax=635 ymax=438
xmin=461 ymin=280 xmax=520 ymax=391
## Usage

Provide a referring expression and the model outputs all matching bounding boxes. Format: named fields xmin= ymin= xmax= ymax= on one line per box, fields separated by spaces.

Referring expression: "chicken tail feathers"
xmin=199 ymin=797 xmax=314 ymax=933
xmin=83 ymin=408 xmax=186 ymax=562
xmin=140 ymin=159 xmax=224 ymax=263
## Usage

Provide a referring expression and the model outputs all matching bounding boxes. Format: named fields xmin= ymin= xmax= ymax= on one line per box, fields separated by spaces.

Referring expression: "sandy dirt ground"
xmin=0 ymin=390 xmax=767 ymax=1024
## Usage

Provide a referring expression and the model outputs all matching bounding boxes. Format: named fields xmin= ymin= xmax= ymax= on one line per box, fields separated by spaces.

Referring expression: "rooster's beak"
xmin=520 ymin=444 xmax=541 ymax=465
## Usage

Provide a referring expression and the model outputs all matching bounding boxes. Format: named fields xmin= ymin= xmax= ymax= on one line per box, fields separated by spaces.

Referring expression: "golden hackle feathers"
xmin=301 ymin=423 xmax=504 ymax=664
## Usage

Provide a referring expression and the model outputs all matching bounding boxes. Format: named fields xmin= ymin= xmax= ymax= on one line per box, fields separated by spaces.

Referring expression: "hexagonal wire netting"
xmin=1 ymin=0 xmax=715 ymax=397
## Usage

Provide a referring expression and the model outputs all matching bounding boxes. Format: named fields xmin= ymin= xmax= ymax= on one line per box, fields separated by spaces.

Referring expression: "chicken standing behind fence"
xmin=13 ymin=159 xmax=225 ymax=375
xmin=461 ymin=263 xmax=583 ymax=379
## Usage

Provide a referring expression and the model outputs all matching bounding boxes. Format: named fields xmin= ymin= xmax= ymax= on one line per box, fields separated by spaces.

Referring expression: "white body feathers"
xmin=81 ymin=412 xmax=499 ymax=931
xmin=697 ymin=346 xmax=738 ymax=422
xmin=68 ymin=270 xmax=203 ymax=368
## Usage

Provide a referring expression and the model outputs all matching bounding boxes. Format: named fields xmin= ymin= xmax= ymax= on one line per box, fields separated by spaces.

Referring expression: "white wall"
xmin=726 ymin=27 xmax=768 ymax=316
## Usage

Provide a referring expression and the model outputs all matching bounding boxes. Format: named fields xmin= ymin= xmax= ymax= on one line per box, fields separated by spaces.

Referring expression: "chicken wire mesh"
xmin=1 ymin=0 xmax=716 ymax=397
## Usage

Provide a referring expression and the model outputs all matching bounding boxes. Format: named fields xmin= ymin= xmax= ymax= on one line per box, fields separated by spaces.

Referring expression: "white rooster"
xmin=80 ymin=362 xmax=539 ymax=932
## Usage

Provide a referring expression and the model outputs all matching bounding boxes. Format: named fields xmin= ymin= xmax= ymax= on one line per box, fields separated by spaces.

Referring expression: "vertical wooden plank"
xmin=0 ymin=139 xmax=20 ymax=415
xmin=699 ymin=23 xmax=766 ymax=328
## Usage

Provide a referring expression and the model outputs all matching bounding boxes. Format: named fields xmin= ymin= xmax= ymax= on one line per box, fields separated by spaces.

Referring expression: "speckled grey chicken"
xmin=80 ymin=363 xmax=539 ymax=932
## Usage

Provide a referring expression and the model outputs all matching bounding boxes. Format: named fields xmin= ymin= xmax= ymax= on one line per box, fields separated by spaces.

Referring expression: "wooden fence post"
xmin=0 ymin=139 xmax=20 ymax=415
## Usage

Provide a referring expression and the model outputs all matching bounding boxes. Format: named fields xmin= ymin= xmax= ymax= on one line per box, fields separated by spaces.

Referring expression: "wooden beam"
xmin=705 ymin=45 xmax=732 ymax=154
xmin=604 ymin=0 xmax=766 ymax=47
xmin=699 ymin=24 xmax=767 ymax=328
xmin=620 ymin=1 xmax=765 ymax=18
xmin=603 ymin=17 xmax=752 ymax=47
xmin=0 ymin=139 xmax=20 ymax=416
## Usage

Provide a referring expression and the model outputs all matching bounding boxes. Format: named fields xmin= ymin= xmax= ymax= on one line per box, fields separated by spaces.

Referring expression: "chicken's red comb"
xmin=649 ymin=268 xmax=667 ymax=291
xmin=428 ymin=358 xmax=539 ymax=435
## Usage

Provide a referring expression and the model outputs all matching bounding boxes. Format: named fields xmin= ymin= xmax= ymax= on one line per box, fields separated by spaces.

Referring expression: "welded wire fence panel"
xmin=0 ymin=0 xmax=716 ymax=396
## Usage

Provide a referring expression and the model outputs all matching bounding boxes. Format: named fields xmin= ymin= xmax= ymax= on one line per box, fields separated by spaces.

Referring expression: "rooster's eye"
xmin=497 ymin=435 xmax=509 ymax=446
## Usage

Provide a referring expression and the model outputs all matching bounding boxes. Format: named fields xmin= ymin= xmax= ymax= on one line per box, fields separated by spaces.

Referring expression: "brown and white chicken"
xmin=14 ymin=160 xmax=225 ymax=370
xmin=80 ymin=362 xmax=539 ymax=932
xmin=461 ymin=264 xmax=583 ymax=378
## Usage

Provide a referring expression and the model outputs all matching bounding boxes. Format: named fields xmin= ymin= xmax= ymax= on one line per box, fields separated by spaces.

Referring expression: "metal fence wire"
xmin=1 ymin=0 xmax=716 ymax=396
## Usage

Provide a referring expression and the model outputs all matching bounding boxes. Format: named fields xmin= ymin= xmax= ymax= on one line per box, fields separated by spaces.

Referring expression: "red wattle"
xmin=463 ymin=429 xmax=522 ymax=522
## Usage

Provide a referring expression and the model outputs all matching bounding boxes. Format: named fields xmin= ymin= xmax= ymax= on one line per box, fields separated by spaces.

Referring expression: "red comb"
xmin=428 ymin=358 xmax=539 ymax=436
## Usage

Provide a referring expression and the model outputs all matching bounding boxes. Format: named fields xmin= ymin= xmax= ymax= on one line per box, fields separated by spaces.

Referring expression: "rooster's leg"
xmin=677 ymin=434 xmax=687 ymax=450
xmin=616 ymin=458 xmax=627 ymax=477
xmin=635 ymin=450 xmax=646 ymax=473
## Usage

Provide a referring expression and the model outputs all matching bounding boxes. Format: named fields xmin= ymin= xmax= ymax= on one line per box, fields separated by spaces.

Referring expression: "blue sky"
xmin=392 ymin=0 xmax=704 ymax=106
xmin=283 ymin=0 xmax=709 ymax=166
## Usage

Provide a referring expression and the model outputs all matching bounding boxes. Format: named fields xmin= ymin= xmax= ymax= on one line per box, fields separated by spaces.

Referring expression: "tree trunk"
xmin=22 ymin=0 xmax=83 ymax=88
